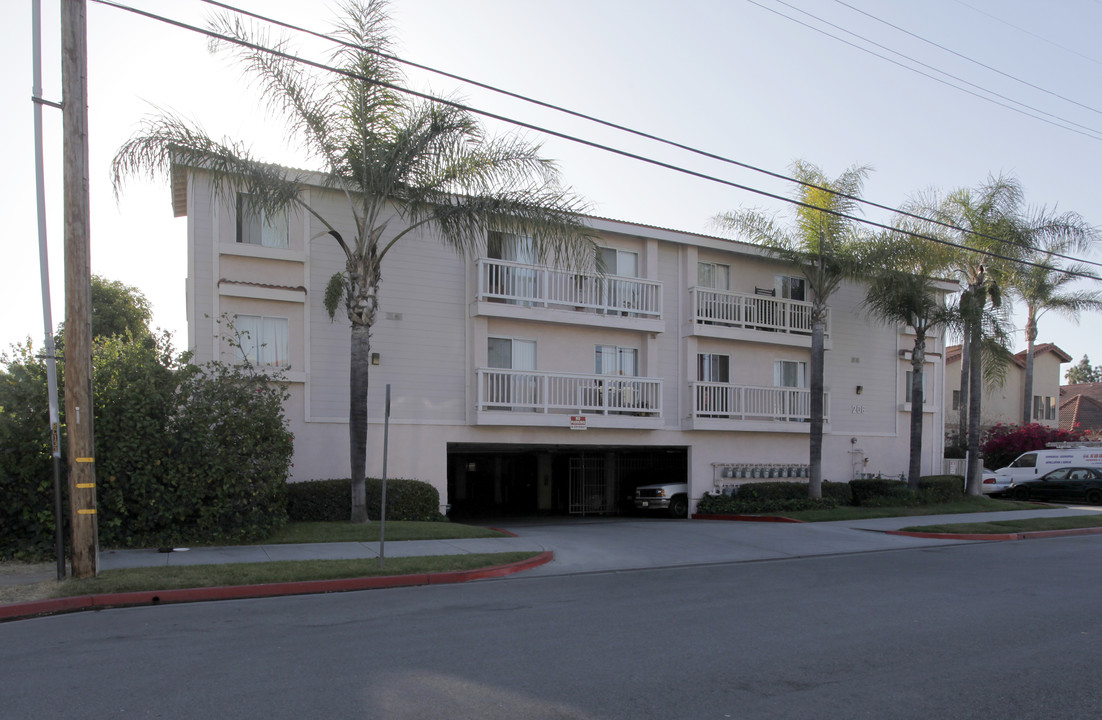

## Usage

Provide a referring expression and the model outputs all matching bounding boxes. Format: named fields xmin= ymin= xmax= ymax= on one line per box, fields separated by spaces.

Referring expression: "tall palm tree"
xmin=714 ymin=161 xmax=870 ymax=499
xmin=923 ymin=176 xmax=1023 ymax=494
xmin=113 ymin=1 xmax=595 ymax=523
xmin=1011 ymin=209 xmax=1101 ymax=425
xmin=862 ymin=227 xmax=957 ymax=487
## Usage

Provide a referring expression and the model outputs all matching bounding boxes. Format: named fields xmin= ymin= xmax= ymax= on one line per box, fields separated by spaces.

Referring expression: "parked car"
xmin=1011 ymin=467 xmax=1102 ymax=504
xmin=994 ymin=447 xmax=1102 ymax=485
xmin=980 ymin=468 xmax=1009 ymax=495
xmin=634 ymin=482 xmax=688 ymax=518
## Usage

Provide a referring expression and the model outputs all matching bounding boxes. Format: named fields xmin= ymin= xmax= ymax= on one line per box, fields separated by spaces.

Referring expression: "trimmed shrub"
xmin=287 ymin=478 xmax=444 ymax=522
xmin=917 ymin=475 xmax=965 ymax=504
xmin=822 ymin=481 xmax=853 ymax=505
xmin=697 ymin=482 xmax=840 ymax=515
xmin=850 ymin=478 xmax=920 ymax=507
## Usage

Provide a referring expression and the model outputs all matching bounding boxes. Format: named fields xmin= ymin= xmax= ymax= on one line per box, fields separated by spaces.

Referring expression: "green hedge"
xmin=287 ymin=478 xmax=444 ymax=522
xmin=850 ymin=475 xmax=965 ymax=507
xmin=917 ymin=475 xmax=965 ymax=504
xmin=696 ymin=493 xmax=838 ymax=515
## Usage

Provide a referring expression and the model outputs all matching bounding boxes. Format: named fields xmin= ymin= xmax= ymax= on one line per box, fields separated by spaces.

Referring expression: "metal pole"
xmin=32 ymin=0 xmax=66 ymax=581
xmin=62 ymin=0 xmax=98 ymax=577
xmin=378 ymin=384 xmax=390 ymax=568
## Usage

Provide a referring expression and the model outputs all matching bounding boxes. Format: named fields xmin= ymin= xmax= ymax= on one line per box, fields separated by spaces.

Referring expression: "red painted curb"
xmin=0 ymin=551 xmax=553 ymax=623
xmin=692 ymin=514 xmax=804 ymax=523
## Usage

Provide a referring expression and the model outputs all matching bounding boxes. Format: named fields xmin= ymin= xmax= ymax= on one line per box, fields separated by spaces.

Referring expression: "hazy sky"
xmin=2 ymin=0 xmax=1100 ymax=372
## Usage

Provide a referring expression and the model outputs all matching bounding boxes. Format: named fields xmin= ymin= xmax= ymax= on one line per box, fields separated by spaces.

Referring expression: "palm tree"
xmin=862 ymin=227 xmax=957 ymax=487
xmin=1011 ymin=209 xmax=1101 ymax=425
xmin=113 ymin=1 xmax=595 ymax=523
xmin=714 ymin=161 xmax=870 ymax=499
xmin=923 ymin=176 xmax=1023 ymax=494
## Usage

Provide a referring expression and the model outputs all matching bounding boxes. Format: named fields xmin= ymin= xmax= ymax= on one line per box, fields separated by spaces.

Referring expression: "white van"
xmin=994 ymin=447 xmax=1102 ymax=484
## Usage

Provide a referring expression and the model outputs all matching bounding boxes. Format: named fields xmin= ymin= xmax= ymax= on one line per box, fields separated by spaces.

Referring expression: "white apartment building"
xmin=175 ymin=167 xmax=947 ymax=517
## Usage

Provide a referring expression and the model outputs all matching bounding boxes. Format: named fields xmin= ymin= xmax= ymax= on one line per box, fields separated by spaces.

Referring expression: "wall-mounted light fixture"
xmin=466 ymin=462 xmax=477 ymax=472
xmin=855 ymin=385 xmax=863 ymax=395
xmin=371 ymin=352 xmax=380 ymax=365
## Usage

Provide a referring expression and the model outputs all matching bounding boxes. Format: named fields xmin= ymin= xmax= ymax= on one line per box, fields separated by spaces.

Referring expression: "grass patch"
xmin=902 ymin=515 xmax=1102 ymax=535
xmin=778 ymin=496 xmax=1047 ymax=522
xmin=50 ymin=552 xmax=538 ymax=598
xmin=261 ymin=521 xmax=507 ymax=544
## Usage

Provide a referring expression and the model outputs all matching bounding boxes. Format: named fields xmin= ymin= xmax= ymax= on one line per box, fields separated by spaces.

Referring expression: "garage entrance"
xmin=447 ymin=444 xmax=688 ymax=519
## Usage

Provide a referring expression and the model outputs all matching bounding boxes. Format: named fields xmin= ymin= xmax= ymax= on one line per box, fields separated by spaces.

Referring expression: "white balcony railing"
xmin=691 ymin=288 xmax=828 ymax=336
xmin=690 ymin=382 xmax=828 ymax=422
xmin=477 ymin=368 xmax=662 ymax=416
xmin=476 ymin=258 xmax=662 ymax=317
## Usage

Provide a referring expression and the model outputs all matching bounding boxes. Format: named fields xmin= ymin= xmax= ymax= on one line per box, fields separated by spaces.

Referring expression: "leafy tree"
xmin=1066 ymin=355 xmax=1102 ymax=384
xmin=862 ymin=226 xmax=958 ymax=487
xmin=112 ymin=0 xmax=595 ymax=523
xmin=714 ymin=161 xmax=870 ymax=498
xmin=1010 ymin=211 xmax=1101 ymax=422
xmin=90 ymin=276 xmax=153 ymax=341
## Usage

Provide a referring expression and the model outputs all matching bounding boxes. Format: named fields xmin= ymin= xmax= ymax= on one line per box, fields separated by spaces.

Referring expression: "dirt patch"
xmin=0 ymin=561 xmax=62 ymax=605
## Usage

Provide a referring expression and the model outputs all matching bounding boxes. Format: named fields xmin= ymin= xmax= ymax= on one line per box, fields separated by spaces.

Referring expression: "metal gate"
xmin=568 ymin=455 xmax=618 ymax=515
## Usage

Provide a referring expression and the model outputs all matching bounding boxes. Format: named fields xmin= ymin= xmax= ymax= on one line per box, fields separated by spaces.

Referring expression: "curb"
xmin=691 ymin=514 xmax=804 ymax=523
xmin=0 ymin=551 xmax=553 ymax=623
xmin=885 ymin=527 xmax=1102 ymax=541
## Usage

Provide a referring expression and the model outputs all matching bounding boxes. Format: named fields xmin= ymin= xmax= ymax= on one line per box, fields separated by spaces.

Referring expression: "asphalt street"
xmin=3 ymin=531 xmax=1101 ymax=719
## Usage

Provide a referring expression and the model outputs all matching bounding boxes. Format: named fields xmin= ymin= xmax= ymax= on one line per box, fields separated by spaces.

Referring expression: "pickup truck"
xmin=634 ymin=482 xmax=689 ymax=518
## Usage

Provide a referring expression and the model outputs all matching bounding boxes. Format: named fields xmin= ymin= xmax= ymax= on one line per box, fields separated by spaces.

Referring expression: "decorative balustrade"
xmin=477 ymin=368 xmax=662 ymax=416
xmin=690 ymin=382 xmax=828 ymax=422
xmin=691 ymin=287 xmax=828 ymax=336
xmin=476 ymin=258 xmax=662 ymax=317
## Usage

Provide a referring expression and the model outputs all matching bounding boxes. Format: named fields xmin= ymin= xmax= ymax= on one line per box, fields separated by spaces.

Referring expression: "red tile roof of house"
xmin=1061 ymin=391 xmax=1102 ymax=433
xmin=945 ymin=343 xmax=1071 ymax=368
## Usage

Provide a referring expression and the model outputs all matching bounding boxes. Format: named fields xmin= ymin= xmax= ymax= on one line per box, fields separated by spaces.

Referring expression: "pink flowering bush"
xmin=981 ymin=423 xmax=1083 ymax=469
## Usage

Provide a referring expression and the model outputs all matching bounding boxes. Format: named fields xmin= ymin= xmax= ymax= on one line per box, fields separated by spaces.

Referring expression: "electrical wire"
xmin=89 ymin=0 xmax=1102 ymax=282
xmin=830 ymin=0 xmax=1102 ymax=118
xmin=748 ymin=0 xmax=1102 ymax=142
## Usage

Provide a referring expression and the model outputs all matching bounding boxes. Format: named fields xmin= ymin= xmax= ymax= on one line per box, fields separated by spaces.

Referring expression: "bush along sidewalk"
xmin=696 ymin=475 xmax=965 ymax=516
xmin=286 ymin=478 xmax=445 ymax=522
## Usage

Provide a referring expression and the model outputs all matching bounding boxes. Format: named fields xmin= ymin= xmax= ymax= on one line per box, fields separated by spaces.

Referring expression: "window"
xmin=774 ymin=360 xmax=807 ymax=388
xmin=234 ymin=315 xmax=288 ymax=367
xmin=236 ymin=193 xmax=289 ymax=248
xmin=488 ymin=337 xmax=536 ymax=370
xmin=775 ymin=275 xmax=806 ymax=301
xmin=1033 ymin=395 xmax=1057 ymax=420
xmin=698 ymin=262 xmax=730 ymax=290
xmin=905 ymin=370 xmax=927 ymax=405
xmin=697 ymin=353 xmax=730 ymax=383
xmin=599 ymin=248 xmax=638 ymax=277
xmin=596 ymin=345 xmax=637 ymax=376
xmin=1011 ymin=453 xmax=1037 ymax=469
xmin=952 ymin=390 xmax=961 ymax=410
xmin=487 ymin=232 xmax=537 ymax=264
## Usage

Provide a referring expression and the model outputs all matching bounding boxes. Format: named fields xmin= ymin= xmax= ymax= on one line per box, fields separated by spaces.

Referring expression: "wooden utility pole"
xmin=62 ymin=0 xmax=98 ymax=577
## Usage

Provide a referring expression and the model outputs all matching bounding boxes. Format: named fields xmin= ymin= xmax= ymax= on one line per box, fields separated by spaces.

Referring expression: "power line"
xmin=748 ymin=0 xmax=1102 ymax=142
xmin=90 ymin=0 xmax=1101 ymax=282
xmin=191 ymin=0 xmax=1102 ymax=272
xmin=952 ymin=0 xmax=1102 ymax=70
xmin=830 ymin=0 xmax=1102 ymax=119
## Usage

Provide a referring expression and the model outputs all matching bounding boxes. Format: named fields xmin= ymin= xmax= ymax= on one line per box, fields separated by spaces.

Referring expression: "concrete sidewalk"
xmin=5 ymin=505 xmax=1102 ymax=621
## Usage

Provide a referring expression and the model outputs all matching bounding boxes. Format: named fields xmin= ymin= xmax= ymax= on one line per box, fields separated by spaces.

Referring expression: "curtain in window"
xmin=774 ymin=360 xmax=806 ymax=388
xmin=698 ymin=263 xmax=730 ymax=290
xmin=698 ymin=354 xmax=730 ymax=383
xmin=262 ymin=317 xmax=289 ymax=367
xmin=236 ymin=193 xmax=289 ymax=248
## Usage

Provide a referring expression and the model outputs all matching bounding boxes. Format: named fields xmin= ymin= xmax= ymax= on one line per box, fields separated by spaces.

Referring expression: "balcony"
xmin=472 ymin=259 xmax=664 ymax=332
xmin=475 ymin=368 xmax=663 ymax=428
xmin=689 ymin=287 xmax=830 ymax=348
xmin=687 ymin=382 xmax=829 ymax=432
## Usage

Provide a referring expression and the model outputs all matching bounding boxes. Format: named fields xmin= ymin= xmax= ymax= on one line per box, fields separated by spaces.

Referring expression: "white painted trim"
xmin=219 ymin=242 xmax=307 ymax=263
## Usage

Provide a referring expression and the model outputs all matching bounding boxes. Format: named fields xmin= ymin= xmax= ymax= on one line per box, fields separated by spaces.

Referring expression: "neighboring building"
xmin=944 ymin=343 xmax=1072 ymax=438
xmin=1060 ymin=382 xmax=1102 ymax=434
xmin=175 ymin=166 xmax=948 ymax=516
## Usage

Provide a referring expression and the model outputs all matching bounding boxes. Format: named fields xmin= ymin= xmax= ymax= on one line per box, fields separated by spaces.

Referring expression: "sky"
xmin=2 ymin=0 xmax=1101 ymax=373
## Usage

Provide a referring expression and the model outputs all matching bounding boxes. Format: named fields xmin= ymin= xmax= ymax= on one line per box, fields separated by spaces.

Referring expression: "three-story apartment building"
xmin=175 ymin=166 xmax=948 ymax=516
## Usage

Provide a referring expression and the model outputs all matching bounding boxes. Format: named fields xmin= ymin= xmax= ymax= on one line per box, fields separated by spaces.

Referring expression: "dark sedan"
xmin=1012 ymin=467 xmax=1102 ymax=504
